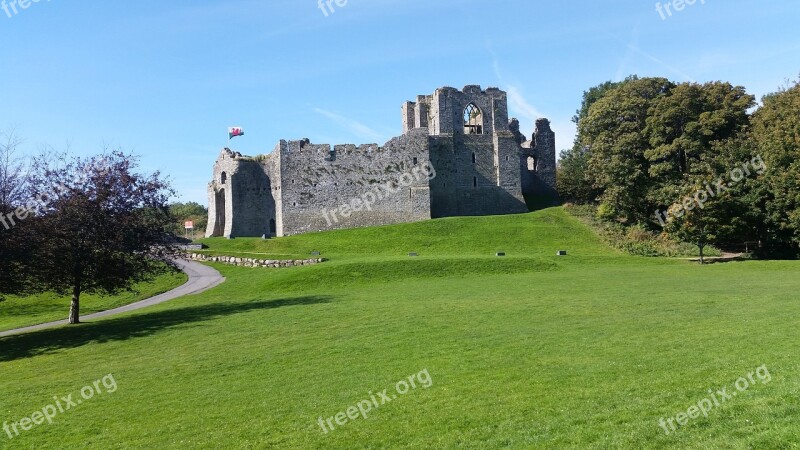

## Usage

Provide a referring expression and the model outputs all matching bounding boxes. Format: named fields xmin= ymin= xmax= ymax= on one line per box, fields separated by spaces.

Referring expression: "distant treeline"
xmin=559 ymin=75 xmax=800 ymax=258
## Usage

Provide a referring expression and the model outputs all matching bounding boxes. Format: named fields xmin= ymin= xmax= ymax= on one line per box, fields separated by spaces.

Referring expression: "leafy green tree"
xmin=645 ymin=82 xmax=754 ymax=209
xmin=557 ymin=146 xmax=599 ymax=203
xmin=572 ymin=76 xmax=639 ymax=126
xmin=662 ymin=140 xmax=763 ymax=262
xmin=664 ymin=197 xmax=715 ymax=264
xmin=561 ymin=78 xmax=639 ymax=204
xmin=580 ymin=77 xmax=675 ymax=223
xmin=752 ymin=80 xmax=800 ymax=253
xmin=168 ymin=201 xmax=208 ymax=237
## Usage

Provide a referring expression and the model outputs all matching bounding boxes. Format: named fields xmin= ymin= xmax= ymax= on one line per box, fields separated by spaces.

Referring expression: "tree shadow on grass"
xmin=0 ymin=296 xmax=333 ymax=363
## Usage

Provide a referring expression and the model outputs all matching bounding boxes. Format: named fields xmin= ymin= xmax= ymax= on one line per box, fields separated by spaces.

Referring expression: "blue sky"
xmin=1 ymin=0 xmax=798 ymax=204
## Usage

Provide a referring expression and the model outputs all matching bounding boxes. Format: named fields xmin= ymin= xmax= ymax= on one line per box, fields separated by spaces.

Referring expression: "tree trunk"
xmin=699 ymin=243 xmax=705 ymax=265
xmin=69 ymin=284 xmax=81 ymax=324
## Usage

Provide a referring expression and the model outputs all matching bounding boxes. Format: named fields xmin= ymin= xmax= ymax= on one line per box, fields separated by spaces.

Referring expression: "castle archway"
xmin=213 ymin=188 xmax=226 ymax=236
xmin=464 ymin=103 xmax=483 ymax=135
xmin=527 ymin=156 xmax=537 ymax=172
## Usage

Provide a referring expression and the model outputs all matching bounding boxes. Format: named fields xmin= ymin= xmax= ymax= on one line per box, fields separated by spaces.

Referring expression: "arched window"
xmin=464 ymin=103 xmax=483 ymax=135
xmin=473 ymin=176 xmax=478 ymax=188
xmin=472 ymin=152 xmax=476 ymax=164
xmin=221 ymin=172 xmax=227 ymax=184
xmin=527 ymin=156 xmax=537 ymax=172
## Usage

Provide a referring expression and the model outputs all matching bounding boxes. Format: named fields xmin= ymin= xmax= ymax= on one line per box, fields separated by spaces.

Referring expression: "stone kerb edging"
xmin=189 ymin=253 xmax=326 ymax=268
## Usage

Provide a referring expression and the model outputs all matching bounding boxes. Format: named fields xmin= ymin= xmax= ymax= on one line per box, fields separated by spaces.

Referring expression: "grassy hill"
xmin=1 ymin=208 xmax=799 ymax=448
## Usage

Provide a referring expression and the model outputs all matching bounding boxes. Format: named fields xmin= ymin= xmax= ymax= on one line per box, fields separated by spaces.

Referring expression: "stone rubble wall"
xmin=275 ymin=129 xmax=432 ymax=236
xmin=188 ymin=253 xmax=325 ymax=268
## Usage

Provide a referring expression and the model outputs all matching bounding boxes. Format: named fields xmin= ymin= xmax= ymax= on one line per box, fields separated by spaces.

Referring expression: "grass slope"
xmin=1 ymin=208 xmax=798 ymax=449
xmin=197 ymin=208 xmax=615 ymax=260
xmin=0 ymin=270 xmax=187 ymax=332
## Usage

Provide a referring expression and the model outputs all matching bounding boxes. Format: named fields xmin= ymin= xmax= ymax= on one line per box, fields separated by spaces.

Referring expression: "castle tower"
xmin=520 ymin=119 xmax=558 ymax=200
xmin=205 ymin=149 xmax=277 ymax=239
xmin=403 ymin=86 xmax=530 ymax=217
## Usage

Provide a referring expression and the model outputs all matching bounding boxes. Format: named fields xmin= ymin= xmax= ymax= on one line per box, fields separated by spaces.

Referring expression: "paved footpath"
xmin=0 ymin=260 xmax=225 ymax=338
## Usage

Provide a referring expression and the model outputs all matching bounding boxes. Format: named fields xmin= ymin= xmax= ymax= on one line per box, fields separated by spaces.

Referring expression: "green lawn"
xmin=0 ymin=270 xmax=187 ymax=332
xmin=1 ymin=208 xmax=798 ymax=448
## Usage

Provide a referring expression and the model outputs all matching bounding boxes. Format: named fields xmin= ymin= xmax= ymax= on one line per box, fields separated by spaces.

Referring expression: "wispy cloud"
xmin=488 ymin=46 xmax=577 ymax=149
xmin=313 ymin=108 xmax=387 ymax=143
xmin=610 ymin=25 xmax=696 ymax=83
xmin=489 ymin=49 xmax=544 ymax=135
xmin=505 ymin=85 xmax=544 ymax=130
xmin=626 ymin=43 xmax=696 ymax=82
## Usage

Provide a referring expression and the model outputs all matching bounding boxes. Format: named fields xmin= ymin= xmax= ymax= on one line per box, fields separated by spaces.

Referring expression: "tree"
xmin=664 ymin=198 xmax=714 ymax=264
xmin=0 ymin=127 xmax=28 ymax=212
xmin=580 ymin=77 xmax=675 ymax=223
xmin=572 ymin=76 xmax=638 ymax=126
xmin=579 ymin=77 xmax=759 ymax=233
xmin=752 ymin=79 xmax=800 ymax=253
xmin=24 ymin=151 xmax=179 ymax=324
xmin=645 ymin=82 xmax=755 ymax=210
xmin=168 ymin=202 xmax=208 ymax=237
xmin=563 ymin=77 xmax=638 ymax=204
xmin=556 ymin=146 xmax=599 ymax=203
xmin=0 ymin=128 xmax=33 ymax=297
xmin=0 ymin=211 xmax=35 ymax=298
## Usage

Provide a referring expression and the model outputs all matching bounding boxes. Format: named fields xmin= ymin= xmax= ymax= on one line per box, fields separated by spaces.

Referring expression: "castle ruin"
xmin=205 ymin=85 xmax=557 ymax=238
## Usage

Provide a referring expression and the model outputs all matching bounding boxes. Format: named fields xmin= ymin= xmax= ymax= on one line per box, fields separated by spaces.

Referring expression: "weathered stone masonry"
xmin=206 ymin=85 xmax=557 ymax=238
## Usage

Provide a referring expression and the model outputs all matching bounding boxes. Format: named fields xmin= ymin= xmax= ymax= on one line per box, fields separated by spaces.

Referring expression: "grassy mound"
xmin=199 ymin=208 xmax=616 ymax=260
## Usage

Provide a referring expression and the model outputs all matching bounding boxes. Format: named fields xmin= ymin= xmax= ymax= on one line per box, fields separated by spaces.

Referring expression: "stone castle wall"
xmin=274 ymin=129 xmax=432 ymax=236
xmin=206 ymin=85 xmax=557 ymax=239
